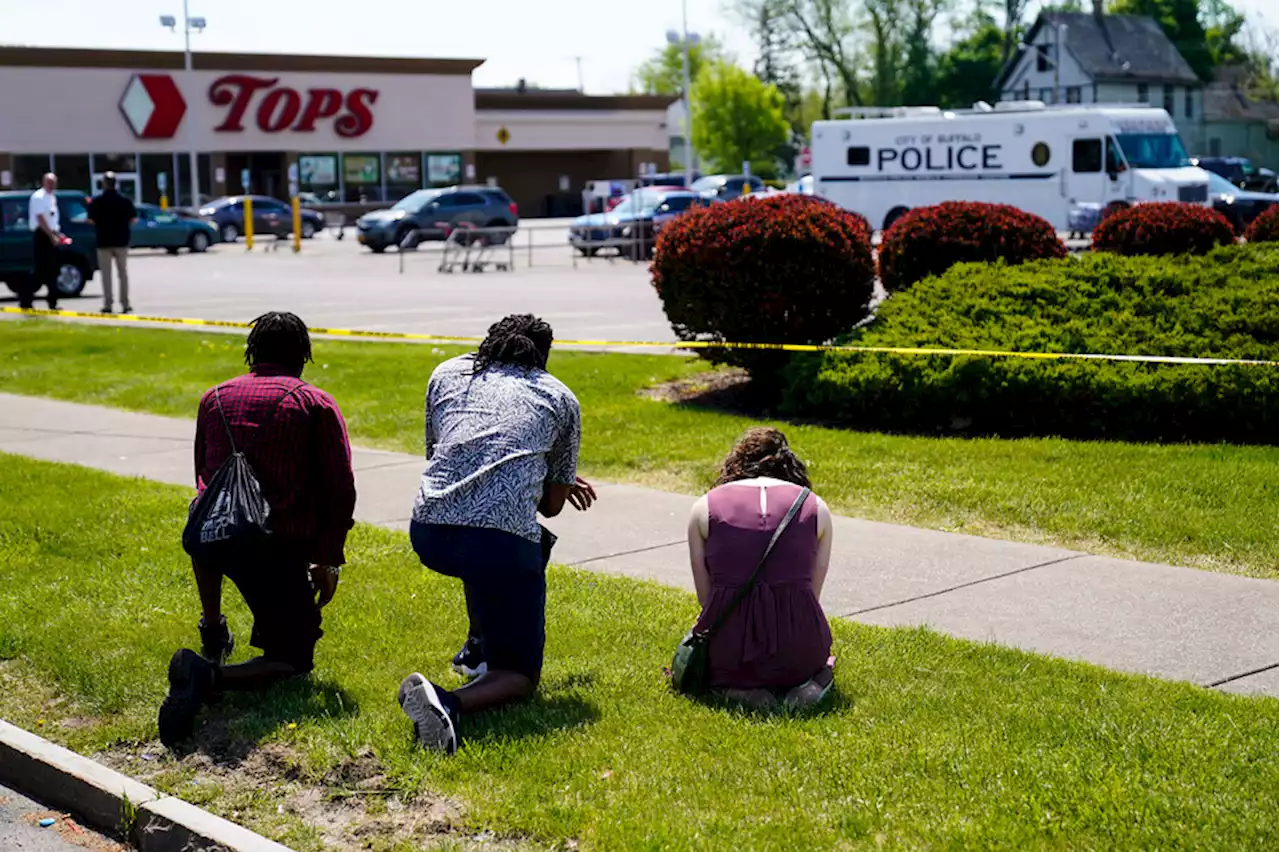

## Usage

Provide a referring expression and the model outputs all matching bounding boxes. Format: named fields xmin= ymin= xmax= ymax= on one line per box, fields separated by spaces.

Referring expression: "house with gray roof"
xmin=994 ymin=9 xmax=1203 ymax=149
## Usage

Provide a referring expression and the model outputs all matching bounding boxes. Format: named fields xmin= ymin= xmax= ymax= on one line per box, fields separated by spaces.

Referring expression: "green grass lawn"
xmin=0 ymin=454 xmax=1275 ymax=851
xmin=0 ymin=319 xmax=1276 ymax=578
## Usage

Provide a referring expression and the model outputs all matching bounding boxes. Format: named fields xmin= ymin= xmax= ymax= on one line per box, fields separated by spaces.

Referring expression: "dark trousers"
xmin=17 ymin=231 xmax=59 ymax=309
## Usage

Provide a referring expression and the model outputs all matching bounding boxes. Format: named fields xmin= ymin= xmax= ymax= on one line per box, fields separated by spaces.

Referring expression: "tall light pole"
xmin=161 ymin=3 xmax=206 ymax=207
xmin=666 ymin=14 xmax=699 ymax=188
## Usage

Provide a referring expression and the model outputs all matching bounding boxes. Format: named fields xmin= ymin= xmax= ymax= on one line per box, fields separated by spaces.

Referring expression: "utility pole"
xmin=163 ymin=3 xmax=205 ymax=207
xmin=667 ymin=1 xmax=699 ymax=188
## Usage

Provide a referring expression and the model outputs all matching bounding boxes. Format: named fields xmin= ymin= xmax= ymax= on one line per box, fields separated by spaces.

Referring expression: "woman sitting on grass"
xmin=687 ymin=427 xmax=835 ymax=709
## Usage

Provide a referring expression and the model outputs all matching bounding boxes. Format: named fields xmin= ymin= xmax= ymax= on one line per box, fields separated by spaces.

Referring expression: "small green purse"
xmin=671 ymin=487 xmax=811 ymax=697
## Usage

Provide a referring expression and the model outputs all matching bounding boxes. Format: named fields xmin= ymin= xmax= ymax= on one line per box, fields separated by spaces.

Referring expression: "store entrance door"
xmin=225 ymin=153 xmax=287 ymax=200
xmin=93 ymin=172 xmax=141 ymax=203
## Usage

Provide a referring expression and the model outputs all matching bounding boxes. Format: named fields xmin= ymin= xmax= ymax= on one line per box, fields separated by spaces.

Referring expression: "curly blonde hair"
xmin=715 ymin=427 xmax=811 ymax=488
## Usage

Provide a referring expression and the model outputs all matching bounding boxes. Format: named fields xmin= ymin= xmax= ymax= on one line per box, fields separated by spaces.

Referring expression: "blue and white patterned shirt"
xmin=412 ymin=355 xmax=581 ymax=543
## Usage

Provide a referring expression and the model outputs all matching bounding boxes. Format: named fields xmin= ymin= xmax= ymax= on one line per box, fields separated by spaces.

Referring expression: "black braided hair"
xmin=471 ymin=314 xmax=553 ymax=374
xmin=244 ymin=311 xmax=312 ymax=369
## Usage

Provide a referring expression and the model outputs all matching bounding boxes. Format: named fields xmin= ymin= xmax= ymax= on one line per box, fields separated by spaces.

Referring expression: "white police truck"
xmin=810 ymin=102 xmax=1211 ymax=231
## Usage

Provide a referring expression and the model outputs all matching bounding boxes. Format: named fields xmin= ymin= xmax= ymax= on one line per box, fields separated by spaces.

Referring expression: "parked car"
xmin=1191 ymin=157 xmax=1279 ymax=192
xmin=785 ymin=175 xmax=815 ymax=195
xmin=131 ymin=203 xmax=219 ymax=254
xmin=570 ymin=189 xmax=706 ymax=259
xmin=1205 ymin=171 xmax=1279 ymax=232
xmin=639 ymin=171 xmax=702 ymax=188
xmin=197 ymin=195 xmax=326 ymax=244
xmin=691 ymin=174 xmax=766 ymax=202
xmin=355 ymin=186 xmax=519 ymax=253
xmin=0 ymin=189 xmax=97 ymax=299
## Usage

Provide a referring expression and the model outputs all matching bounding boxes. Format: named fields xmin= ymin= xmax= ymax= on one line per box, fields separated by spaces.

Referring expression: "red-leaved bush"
xmin=651 ymin=194 xmax=875 ymax=380
xmin=877 ymin=201 xmax=1066 ymax=293
xmin=1245 ymin=204 xmax=1278 ymax=243
xmin=1091 ymin=201 xmax=1236 ymax=256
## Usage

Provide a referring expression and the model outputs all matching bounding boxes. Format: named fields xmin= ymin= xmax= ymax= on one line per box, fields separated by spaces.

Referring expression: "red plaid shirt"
xmin=194 ymin=365 xmax=357 ymax=565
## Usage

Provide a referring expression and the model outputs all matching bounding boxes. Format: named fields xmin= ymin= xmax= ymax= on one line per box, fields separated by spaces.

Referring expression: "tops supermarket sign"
xmin=120 ymin=73 xmax=379 ymax=140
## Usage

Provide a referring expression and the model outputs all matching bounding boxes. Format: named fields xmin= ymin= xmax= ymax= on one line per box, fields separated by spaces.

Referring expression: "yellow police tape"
xmin=2 ymin=305 xmax=1276 ymax=367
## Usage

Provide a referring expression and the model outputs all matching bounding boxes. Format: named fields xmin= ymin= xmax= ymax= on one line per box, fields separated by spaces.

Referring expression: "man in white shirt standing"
xmin=23 ymin=172 xmax=65 ymax=310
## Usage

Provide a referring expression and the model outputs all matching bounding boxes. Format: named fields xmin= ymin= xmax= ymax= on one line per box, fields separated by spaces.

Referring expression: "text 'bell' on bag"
xmin=670 ymin=487 xmax=811 ymax=697
xmin=182 ymin=384 xmax=301 ymax=562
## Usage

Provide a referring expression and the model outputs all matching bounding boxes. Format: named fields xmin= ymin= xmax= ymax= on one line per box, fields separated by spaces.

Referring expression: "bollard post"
xmin=244 ymin=196 xmax=255 ymax=251
xmin=159 ymin=195 xmax=168 ymax=210
xmin=292 ymin=196 xmax=301 ymax=254
xmin=527 ymin=227 xmax=532 ymax=268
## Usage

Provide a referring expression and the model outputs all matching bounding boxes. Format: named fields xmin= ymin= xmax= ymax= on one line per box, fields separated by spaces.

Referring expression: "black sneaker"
xmin=398 ymin=673 xmax=459 ymax=755
xmin=100 ymin=306 xmax=113 ymax=314
xmin=198 ymin=615 xmax=234 ymax=664
xmin=451 ymin=636 xmax=487 ymax=679
xmin=158 ymin=649 xmax=216 ymax=748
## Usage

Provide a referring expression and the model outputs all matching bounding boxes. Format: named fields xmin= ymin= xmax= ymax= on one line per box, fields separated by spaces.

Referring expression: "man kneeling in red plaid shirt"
xmin=159 ymin=312 xmax=357 ymax=748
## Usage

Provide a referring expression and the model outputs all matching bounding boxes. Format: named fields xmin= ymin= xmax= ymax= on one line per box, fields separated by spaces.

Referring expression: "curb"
xmin=0 ymin=719 xmax=292 ymax=852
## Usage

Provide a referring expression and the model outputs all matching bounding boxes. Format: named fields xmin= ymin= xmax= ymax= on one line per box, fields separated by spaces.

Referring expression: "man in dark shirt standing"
xmin=85 ymin=172 xmax=137 ymax=314
xmin=159 ymin=312 xmax=358 ymax=748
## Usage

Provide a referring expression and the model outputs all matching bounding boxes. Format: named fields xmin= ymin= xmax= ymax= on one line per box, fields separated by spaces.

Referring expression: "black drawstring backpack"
xmin=182 ymin=383 xmax=302 ymax=562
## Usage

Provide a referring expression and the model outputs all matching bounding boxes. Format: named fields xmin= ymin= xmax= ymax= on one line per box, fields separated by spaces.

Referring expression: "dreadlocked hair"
xmin=471 ymin=314 xmax=553 ymax=374
xmin=244 ymin=311 xmax=313 ymax=369
xmin=715 ymin=427 xmax=811 ymax=489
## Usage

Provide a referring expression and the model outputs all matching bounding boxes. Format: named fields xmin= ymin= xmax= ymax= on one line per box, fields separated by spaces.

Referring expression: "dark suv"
xmin=197 ymin=195 xmax=326 ymax=244
xmin=355 ymin=186 xmax=519 ymax=253
xmin=1191 ymin=157 xmax=1279 ymax=192
xmin=0 ymin=189 xmax=98 ymax=300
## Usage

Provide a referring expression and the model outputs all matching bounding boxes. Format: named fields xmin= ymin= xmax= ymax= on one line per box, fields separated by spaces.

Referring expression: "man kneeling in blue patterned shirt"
xmin=398 ymin=313 xmax=597 ymax=754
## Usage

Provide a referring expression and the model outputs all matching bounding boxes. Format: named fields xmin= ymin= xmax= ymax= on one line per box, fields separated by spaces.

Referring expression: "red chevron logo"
xmin=119 ymin=74 xmax=187 ymax=139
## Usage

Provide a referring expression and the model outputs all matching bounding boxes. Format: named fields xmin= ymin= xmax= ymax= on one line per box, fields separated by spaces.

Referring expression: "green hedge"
xmin=781 ymin=244 xmax=1278 ymax=444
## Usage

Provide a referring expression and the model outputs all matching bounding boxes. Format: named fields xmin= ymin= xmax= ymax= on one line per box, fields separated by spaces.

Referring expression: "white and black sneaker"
xmin=398 ymin=672 xmax=459 ymax=754
xmin=451 ymin=636 xmax=487 ymax=679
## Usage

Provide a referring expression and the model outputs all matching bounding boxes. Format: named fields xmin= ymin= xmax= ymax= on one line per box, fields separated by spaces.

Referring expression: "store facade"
xmin=0 ymin=47 xmax=671 ymax=215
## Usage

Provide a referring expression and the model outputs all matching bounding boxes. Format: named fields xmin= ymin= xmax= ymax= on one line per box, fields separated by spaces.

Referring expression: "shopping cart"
xmin=1067 ymin=202 xmax=1104 ymax=239
xmin=437 ymin=222 xmax=511 ymax=273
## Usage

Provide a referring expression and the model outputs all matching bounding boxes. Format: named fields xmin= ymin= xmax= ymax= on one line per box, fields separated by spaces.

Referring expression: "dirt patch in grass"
xmin=639 ymin=368 xmax=757 ymax=413
xmin=97 ymin=738 xmax=542 ymax=851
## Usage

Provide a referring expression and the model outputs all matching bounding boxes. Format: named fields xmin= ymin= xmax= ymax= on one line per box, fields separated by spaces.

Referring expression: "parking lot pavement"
xmin=8 ymin=221 xmax=680 ymax=348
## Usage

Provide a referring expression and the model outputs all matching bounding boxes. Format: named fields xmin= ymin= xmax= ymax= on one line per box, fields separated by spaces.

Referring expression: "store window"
xmin=1137 ymin=83 xmax=1148 ymax=103
xmin=426 ymin=153 xmax=463 ymax=187
xmin=1066 ymin=86 xmax=1081 ymax=104
xmin=12 ymin=154 xmax=52 ymax=189
xmin=342 ymin=153 xmax=380 ymax=201
xmin=175 ymin=154 xmax=213 ymax=207
xmin=386 ymin=153 xmax=422 ymax=200
xmin=52 ymin=154 xmax=91 ymax=195
xmin=140 ymin=154 xmax=174 ymax=204
xmin=299 ymin=154 xmax=339 ymax=202
xmin=94 ymin=153 xmax=137 ymax=175
xmin=1184 ymin=87 xmax=1194 ymax=118
xmin=1162 ymin=84 xmax=1174 ymax=114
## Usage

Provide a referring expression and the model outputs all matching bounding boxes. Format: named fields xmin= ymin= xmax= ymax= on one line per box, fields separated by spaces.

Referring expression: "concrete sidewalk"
xmin=1 ymin=392 xmax=1275 ymax=697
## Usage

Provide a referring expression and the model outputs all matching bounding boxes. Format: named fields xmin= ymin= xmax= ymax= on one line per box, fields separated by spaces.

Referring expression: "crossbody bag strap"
xmin=704 ymin=486 xmax=811 ymax=638
xmin=211 ymin=386 xmax=238 ymax=454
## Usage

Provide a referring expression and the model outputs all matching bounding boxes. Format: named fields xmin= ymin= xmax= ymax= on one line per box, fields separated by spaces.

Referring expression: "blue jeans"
xmin=410 ymin=521 xmax=551 ymax=680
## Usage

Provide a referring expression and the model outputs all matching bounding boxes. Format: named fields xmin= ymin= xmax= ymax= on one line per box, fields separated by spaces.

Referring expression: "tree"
xmin=736 ymin=0 xmax=806 ymax=164
xmin=691 ymin=62 xmax=792 ymax=178
xmin=935 ymin=11 xmax=1007 ymax=107
xmin=783 ymin=0 xmax=865 ymax=106
xmin=901 ymin=0 xmax=951 ymax=105
xmin=634 ymin=36 xmax=725 ymax=95
xmin=1108 ymin=0 xmax=1213 ymax=80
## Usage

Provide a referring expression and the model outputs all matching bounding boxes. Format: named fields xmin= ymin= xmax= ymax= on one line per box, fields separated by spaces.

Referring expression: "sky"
xmin=1 ymin=0 xmax=1275 ymax=95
